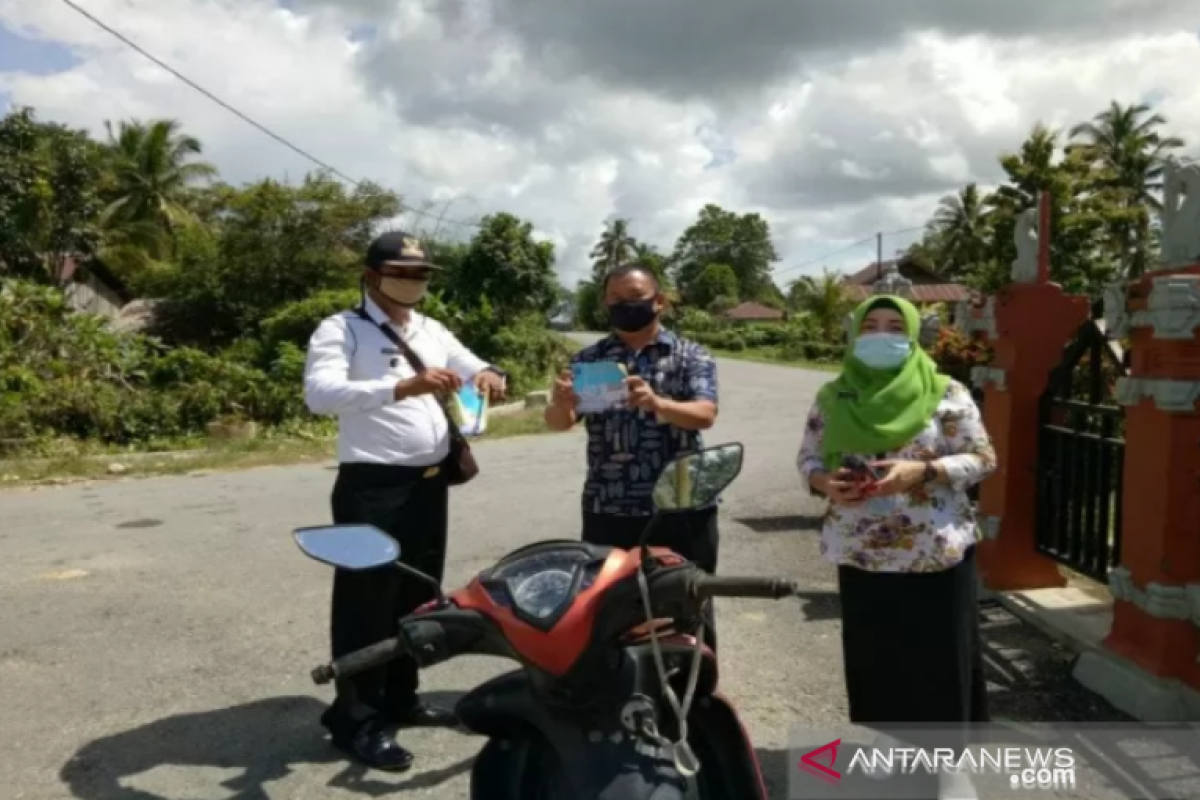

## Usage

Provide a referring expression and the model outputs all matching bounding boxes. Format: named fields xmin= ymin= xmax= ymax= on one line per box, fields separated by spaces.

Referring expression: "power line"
xmin=774 ymin=225 xmax=925 ymax=278
xmin=54 ymin=0 xmax=483 ymax=230
xmin=51 ymin=0 xmax=940 ymax=252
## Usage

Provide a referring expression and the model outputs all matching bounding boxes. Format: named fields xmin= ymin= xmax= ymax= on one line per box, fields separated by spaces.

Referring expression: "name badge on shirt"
xmin=381 ymin=347 xmax=401 ymax=355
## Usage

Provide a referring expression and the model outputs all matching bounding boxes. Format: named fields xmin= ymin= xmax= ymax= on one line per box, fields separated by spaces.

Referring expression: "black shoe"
xmin=331 ymin=723 xmax=414 ymax=772
xmin=390 ymin=700 xmax=459 ymax=728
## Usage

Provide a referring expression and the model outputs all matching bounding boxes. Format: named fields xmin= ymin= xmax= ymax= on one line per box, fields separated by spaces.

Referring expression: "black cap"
xmin=365 ymin=231 xmax=439 ymax=270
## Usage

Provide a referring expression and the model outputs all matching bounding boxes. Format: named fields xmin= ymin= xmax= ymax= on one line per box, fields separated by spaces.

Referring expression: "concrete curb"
xmin=488 ymin=401 xmax=527 ymax=417
xmin=988 ymin=587 xmax=1110 ymax=655
xmin=986 ymin=584 xmax=1200 ymax=721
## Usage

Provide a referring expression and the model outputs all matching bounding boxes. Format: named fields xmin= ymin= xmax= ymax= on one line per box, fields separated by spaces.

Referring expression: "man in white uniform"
xmin=304 ymin=231 xmax=506 ymax=770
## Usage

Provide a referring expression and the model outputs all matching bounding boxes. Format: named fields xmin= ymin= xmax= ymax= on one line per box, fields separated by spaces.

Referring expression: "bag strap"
xmin=355 ymin=306 xmax=466 ymax=443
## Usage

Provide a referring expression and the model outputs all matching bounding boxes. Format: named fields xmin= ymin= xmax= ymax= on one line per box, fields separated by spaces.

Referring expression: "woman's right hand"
xmin=813 ymin=469 xmax=866 ymax=507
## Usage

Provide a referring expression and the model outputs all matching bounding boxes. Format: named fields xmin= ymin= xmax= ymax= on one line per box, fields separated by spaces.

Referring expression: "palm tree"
xmin=589 ymin=218 xmax=637 ymax=278
xmin=1069 ymin=101 xmax=1185 ymax=276
xmin=928 ymin=184 xmax=991 ymax=279
xmin=787 ymin=269 xmax=854 ymax=340
xmin=101 ymin=118 xmax=216 ymax=255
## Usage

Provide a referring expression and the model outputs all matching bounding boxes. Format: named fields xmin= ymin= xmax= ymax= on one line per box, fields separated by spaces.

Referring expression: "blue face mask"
xmin=853 ymin=332 xmax=911 ymax=369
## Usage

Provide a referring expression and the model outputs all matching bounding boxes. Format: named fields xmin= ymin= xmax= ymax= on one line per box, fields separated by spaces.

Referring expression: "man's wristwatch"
xmin=923 ymin=461 xmax=938 ymax=483
xmin=484 ymin=365 xmax=508 ymax=382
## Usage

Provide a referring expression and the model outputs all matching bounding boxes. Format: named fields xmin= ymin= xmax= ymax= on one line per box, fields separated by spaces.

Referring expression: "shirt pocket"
xmin=355 ymin=349 xmax=412 ymax=381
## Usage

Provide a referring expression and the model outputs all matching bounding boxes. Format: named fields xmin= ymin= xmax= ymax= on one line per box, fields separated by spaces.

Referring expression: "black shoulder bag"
xmin=355 ymin=308 xmax=479 ymax=486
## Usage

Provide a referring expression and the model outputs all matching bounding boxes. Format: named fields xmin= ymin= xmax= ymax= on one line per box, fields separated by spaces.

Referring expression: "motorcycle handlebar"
xmin=311 ymin=618 xmax=454 ymax=685
xmin=693 ymin=574 xmax=799 ymax=600
xmin=310 ymin=572 xmax=798 ymax=684
xmin=311 ymin=637 xmax=402 ymax=685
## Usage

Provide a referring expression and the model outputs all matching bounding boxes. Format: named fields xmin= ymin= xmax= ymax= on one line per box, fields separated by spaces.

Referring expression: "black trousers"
xmin=581 ymin=507 xmax=719 ymax=653
xmin=838 ymin=546 xmax=988 ymax=747
xmin=323 ymin=462 xmax=448 ymax=737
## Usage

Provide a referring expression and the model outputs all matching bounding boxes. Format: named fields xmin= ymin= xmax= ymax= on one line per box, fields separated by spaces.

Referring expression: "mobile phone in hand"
xmin=841 ymin=455 xmax=882 ymax=486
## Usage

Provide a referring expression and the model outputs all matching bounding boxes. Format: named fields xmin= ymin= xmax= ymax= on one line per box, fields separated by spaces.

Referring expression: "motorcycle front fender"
xmin=458 ymin=668 xmax=766 ymax=800
xmin=458 ymin=669 xmax=689 ymax=800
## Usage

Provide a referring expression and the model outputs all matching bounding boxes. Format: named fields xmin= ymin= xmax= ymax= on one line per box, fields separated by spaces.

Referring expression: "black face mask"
xmin=607 ymin=299 xmax=659 ymax=333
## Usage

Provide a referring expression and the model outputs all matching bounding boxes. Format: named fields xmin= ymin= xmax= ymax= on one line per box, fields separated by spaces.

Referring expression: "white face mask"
xmin=379 ymin=277 xmax=428 ymax=307
xmin=853 ymin=332 xmax=911 ymax=369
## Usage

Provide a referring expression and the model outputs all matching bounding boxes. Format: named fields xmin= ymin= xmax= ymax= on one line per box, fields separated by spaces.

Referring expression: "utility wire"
xmin=54 ymin=1 xmax=938 ymax=251
xmin=54 ymin=0 xmax=483 ymax=229
xmin=774 ymin=225 xmax=925 ymax=278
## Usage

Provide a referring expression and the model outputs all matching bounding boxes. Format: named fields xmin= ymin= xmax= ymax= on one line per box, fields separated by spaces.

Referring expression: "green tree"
xmin=590 ymin=217 xmax=637 ymax=278
xmin=631 ymin=241 xmax=671 ymax=288
xmin=456 ymin=212 xmax=558 ymax=320
xmin=690 ymin=263 xmax=739 ymax=309
xmin=986 ymin=124 xmax=1117 ymax=294
xmin=786 ymin=269 xmax=854 ymax=341
xmin=572 ymin=279 xmax=606 ymax=330
xmin=154 ymin=173 xmax=401 ymax=346
xmin=1069 ymin=101 xmax=1185 ymax=278
xmin=671 ymin=204 xmax=778 ymax=303
xmin=100 ymin=118 xmax=217 ymax=251
xmin=0 ymin=107 xmax=108 ymax=283
xmin=926 ymin=183 xmax=991 ymax=281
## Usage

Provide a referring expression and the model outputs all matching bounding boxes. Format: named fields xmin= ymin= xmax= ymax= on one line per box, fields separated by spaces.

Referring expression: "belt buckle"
xmin=423 ymin=466 xmax=440 ymax=478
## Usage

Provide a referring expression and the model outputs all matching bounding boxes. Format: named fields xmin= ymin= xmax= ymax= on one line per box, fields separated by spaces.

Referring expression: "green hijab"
xmin=816 ymin=295 xmax=950 ymax=470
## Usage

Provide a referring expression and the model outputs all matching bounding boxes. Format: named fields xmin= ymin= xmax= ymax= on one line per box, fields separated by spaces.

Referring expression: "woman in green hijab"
xmin=797 ymin=295 xmax=997 ymax=800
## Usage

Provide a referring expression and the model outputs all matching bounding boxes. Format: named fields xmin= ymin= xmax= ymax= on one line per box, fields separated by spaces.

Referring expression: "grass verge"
xmin=0 ymin=408 xmax=559 ymax=488
xmin=708 ymin=345 xmax=841 ymax=372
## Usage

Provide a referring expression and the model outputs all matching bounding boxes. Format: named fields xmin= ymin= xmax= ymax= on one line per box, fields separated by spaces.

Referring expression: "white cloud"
xmin=1 ymin=0 xmax=1198 ymax=287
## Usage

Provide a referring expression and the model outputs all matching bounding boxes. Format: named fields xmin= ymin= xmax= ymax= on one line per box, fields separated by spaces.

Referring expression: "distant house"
xmin=60 ymin=256 xmax=133 ymax=320
xmin=724 ymin=301 xmax=786 ymax=323
xmin=841 ymin=256 xmax=970 ymax=306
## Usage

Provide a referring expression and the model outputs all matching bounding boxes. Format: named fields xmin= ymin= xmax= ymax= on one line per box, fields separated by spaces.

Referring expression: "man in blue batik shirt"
xmin=545 ymin=263 xmax=721 ymax=651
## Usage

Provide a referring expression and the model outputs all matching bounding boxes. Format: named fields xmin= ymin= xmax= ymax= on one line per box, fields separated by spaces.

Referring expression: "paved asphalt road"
xmin=1 ymin=335 xmax=1132 ymax=800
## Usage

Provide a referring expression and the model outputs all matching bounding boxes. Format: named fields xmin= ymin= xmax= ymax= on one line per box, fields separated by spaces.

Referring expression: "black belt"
xmin=337 ymin=462 xmax=442 ymax=480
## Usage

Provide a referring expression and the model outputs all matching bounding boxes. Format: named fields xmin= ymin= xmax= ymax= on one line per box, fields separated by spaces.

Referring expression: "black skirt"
xmin=837 ymin=546 xmax=988 ymax=728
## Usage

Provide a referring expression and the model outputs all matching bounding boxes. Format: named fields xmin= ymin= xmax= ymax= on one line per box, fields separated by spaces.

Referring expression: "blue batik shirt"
xmin=571 ymin=328 xmax=719 ymax=517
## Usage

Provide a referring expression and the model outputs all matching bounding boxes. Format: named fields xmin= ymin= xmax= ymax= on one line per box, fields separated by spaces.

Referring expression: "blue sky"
xmin=0 ymin=22 xmax=80 ymax=112
xmin=0 ymin=23 xmax=79 ymax=75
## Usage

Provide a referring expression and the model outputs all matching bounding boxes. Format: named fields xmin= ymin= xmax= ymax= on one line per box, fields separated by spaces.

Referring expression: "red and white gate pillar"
xmin=960 ymin=194 xmax=1091 ymax=591
xmin=1074 ymin=158 xmax=1200 ymax=720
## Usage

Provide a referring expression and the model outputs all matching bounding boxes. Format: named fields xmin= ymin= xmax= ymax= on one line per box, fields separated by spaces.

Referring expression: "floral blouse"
xmin=796 ymin=380 xmax=997 ymax=573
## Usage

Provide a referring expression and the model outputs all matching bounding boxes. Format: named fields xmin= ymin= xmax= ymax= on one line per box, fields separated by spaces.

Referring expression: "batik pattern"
xmin=796 ymin=380 xmax=997 ymax=572
xmin=573 ymin=329 xmax=718 ymax=516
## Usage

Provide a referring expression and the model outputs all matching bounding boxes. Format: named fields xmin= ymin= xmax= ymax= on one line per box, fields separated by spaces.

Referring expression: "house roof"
xmin=843 ymin=259 xmax=903 ymax=285
xmin=842 ymin=256 xmax=951 ymax=286
xmin=843 ymin=283 xmax=972 ymax=303
xmin=725 ymin=301 xmax=785 ymax=320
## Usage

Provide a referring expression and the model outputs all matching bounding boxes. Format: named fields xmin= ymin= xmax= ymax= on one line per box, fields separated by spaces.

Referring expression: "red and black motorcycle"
xmin=294 ymin=442 xmax=798 ymax=800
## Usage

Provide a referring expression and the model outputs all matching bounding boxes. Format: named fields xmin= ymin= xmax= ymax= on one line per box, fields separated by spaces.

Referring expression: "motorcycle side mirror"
xmin=294 ymin=524 xmax=400 ymax=570
xmin=651 ymin=442 xmax=744 ymax=514
xmin=638 ymin=442 xmax=745 ymax=561
xmin=293 ymin=524 xmax=448 ymax=606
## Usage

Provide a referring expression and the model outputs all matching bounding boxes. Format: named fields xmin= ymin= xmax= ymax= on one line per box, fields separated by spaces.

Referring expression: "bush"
xmin=259 ymin=288 xmax=361 ymax=353
xmin=928 ymin=327 xmax=992 ymax=384
xmin=0 ymin=280 xmax=308 ymax=448
xmin=1 ymin=272 xmax=573 ymax=452
xmin=674 ymin=307 xmax=722 ymax=334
